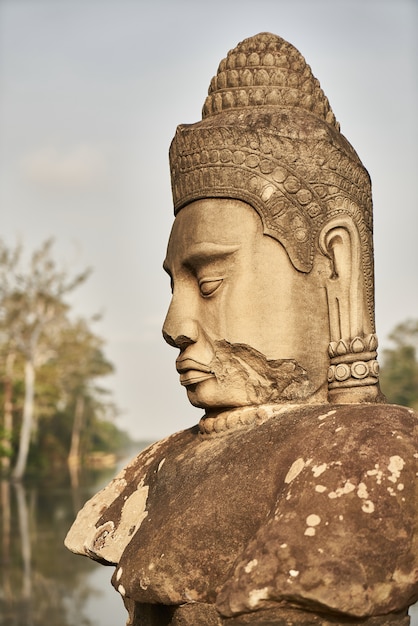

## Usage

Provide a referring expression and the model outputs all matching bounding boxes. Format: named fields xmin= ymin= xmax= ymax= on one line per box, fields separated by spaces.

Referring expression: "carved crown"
xmin=202 ymin=32 xmax=339 ymax=128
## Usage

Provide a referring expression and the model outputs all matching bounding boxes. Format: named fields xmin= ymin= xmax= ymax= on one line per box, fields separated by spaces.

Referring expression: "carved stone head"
xmin=163 ymin=33 xmax=381 ymax=418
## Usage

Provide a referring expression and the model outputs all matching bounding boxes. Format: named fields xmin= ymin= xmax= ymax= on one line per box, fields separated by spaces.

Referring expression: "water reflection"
xmin=0 ymin=453 xmax=139 ymax=626
xmin=1 ymin=450 xmax=418 ymax=626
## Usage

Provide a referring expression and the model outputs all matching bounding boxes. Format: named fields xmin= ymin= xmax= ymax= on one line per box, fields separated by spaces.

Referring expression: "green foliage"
xmin=380 ymin=319 xmax=418 ymax=410
xmin=89 ymin=419 xmax=131 ymax=454
xmin=0 ymin=425 xmax=13 ymax=457
xmin=0 ymin=238 xmax=130 ymax=478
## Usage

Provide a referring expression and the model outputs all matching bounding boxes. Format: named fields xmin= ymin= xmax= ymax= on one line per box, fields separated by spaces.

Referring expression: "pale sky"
xmin=1 ymin=0 xmax=417 ymax=440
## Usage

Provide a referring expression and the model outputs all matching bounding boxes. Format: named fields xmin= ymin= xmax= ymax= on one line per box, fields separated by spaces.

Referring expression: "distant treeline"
xmin=0 ymin=238 xmax=131 ymax=480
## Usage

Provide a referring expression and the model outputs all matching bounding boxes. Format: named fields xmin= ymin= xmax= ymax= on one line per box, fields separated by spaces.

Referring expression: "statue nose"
xmin=162 ymin=330 xmax=196 ymax=350
xmin=162 ymin=303 xmax=199 ymax=349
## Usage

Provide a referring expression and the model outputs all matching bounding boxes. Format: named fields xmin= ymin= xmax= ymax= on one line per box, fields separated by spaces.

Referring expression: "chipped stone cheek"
xmin=157 ymin=458 xmax=166 ymax=472
xmin=248 ymin=587 xmax=269 ymax=608
xmin=116 ymin=567 xmax=123 ymax=581
xmin=289 ymin=569 xmax=299 ymax=577
xmin=118 ymin=584 xmax=126 ymax=597
xmin=315 ymin=484 xmax=327 ymax=493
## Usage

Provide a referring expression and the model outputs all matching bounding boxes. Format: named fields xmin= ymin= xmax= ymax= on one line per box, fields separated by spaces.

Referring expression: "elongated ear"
xmin=318 ymin=216 xmax=365 ymax=343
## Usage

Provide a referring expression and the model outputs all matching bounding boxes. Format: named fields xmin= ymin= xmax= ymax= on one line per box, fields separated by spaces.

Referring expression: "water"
xmin=1 ymin=460 xmax=418 ymax=626
xmin=0 ymin=461 xmax=129 ymax=626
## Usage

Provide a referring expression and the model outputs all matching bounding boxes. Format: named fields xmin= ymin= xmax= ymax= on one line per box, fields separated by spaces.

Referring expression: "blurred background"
xmin=0 ymin=1 xmax=417 ymax=625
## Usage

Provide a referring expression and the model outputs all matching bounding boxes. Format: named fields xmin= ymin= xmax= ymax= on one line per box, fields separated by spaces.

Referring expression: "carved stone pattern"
xmin=202 ymin=33 xmax=339 ymax=130
xmin=327 ymin=334 xmax=379 ymax=389
xmin=198 ymin=403 xmax=299 ymax=437
xmin=328 ymin=334 xmax=378 ymax=359
xmin=199 ymin=407 xmax=268 ymax=436
xmin=328 ymin=360 xmax=379 ymax=387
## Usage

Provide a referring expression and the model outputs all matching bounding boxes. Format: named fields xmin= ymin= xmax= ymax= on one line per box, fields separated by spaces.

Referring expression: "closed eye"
xmin=198 ymin=277 xmax=223 ymax=297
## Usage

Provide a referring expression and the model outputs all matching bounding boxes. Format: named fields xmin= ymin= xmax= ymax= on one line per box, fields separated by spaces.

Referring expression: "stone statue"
xmin=65 ymin=33 xmax=418 ymax=625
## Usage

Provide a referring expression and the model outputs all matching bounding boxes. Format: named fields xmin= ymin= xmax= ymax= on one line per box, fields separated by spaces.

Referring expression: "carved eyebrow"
xmin=163 ymin=243 xmax=240 ymax=276
xmin=183 ymin=243 xmax=240 ymax=267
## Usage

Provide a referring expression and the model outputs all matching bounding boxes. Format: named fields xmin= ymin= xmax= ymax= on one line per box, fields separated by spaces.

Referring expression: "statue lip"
xmin=176 ymin=357 xmax=212 ymax=373
xmin=176 ymin=358 xmax=215 ymax=386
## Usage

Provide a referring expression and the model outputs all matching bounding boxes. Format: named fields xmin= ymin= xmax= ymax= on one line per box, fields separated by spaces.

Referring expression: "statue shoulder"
xmin=217 ymin=403 xmax=418 ymax=620
xmin=64 ymin=426 xmax=197 ymax=565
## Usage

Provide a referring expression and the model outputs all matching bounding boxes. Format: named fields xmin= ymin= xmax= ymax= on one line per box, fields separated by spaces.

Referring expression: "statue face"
xmin=163 ymin=199 xmax=330 ymax=413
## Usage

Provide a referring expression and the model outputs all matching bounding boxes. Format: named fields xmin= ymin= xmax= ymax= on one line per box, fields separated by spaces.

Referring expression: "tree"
xmin=0 ymin=239 xmax=91 ymax=480
xmin=0 ymin=239 xmax=128 ymax=481
xmin=379 ymin=319 xmax=418 ymax=410
xmin=50 ymin=316 xmax=115 ymax=468
xmin=0 ymin=243 xmax=21 ymax=471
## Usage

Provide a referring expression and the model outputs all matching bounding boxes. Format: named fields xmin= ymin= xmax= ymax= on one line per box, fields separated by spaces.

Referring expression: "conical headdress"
xmin=169 ymin=33 xmax=374 ymax=311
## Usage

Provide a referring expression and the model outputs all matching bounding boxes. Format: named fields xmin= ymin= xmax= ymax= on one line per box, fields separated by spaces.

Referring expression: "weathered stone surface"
xmin=67 ymin=404 xmax=418 ymax=623
xmin=127 ymin=602 xmax=223 ymax=625
xmin=223 ymin=607 xmax=410 ymax=625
